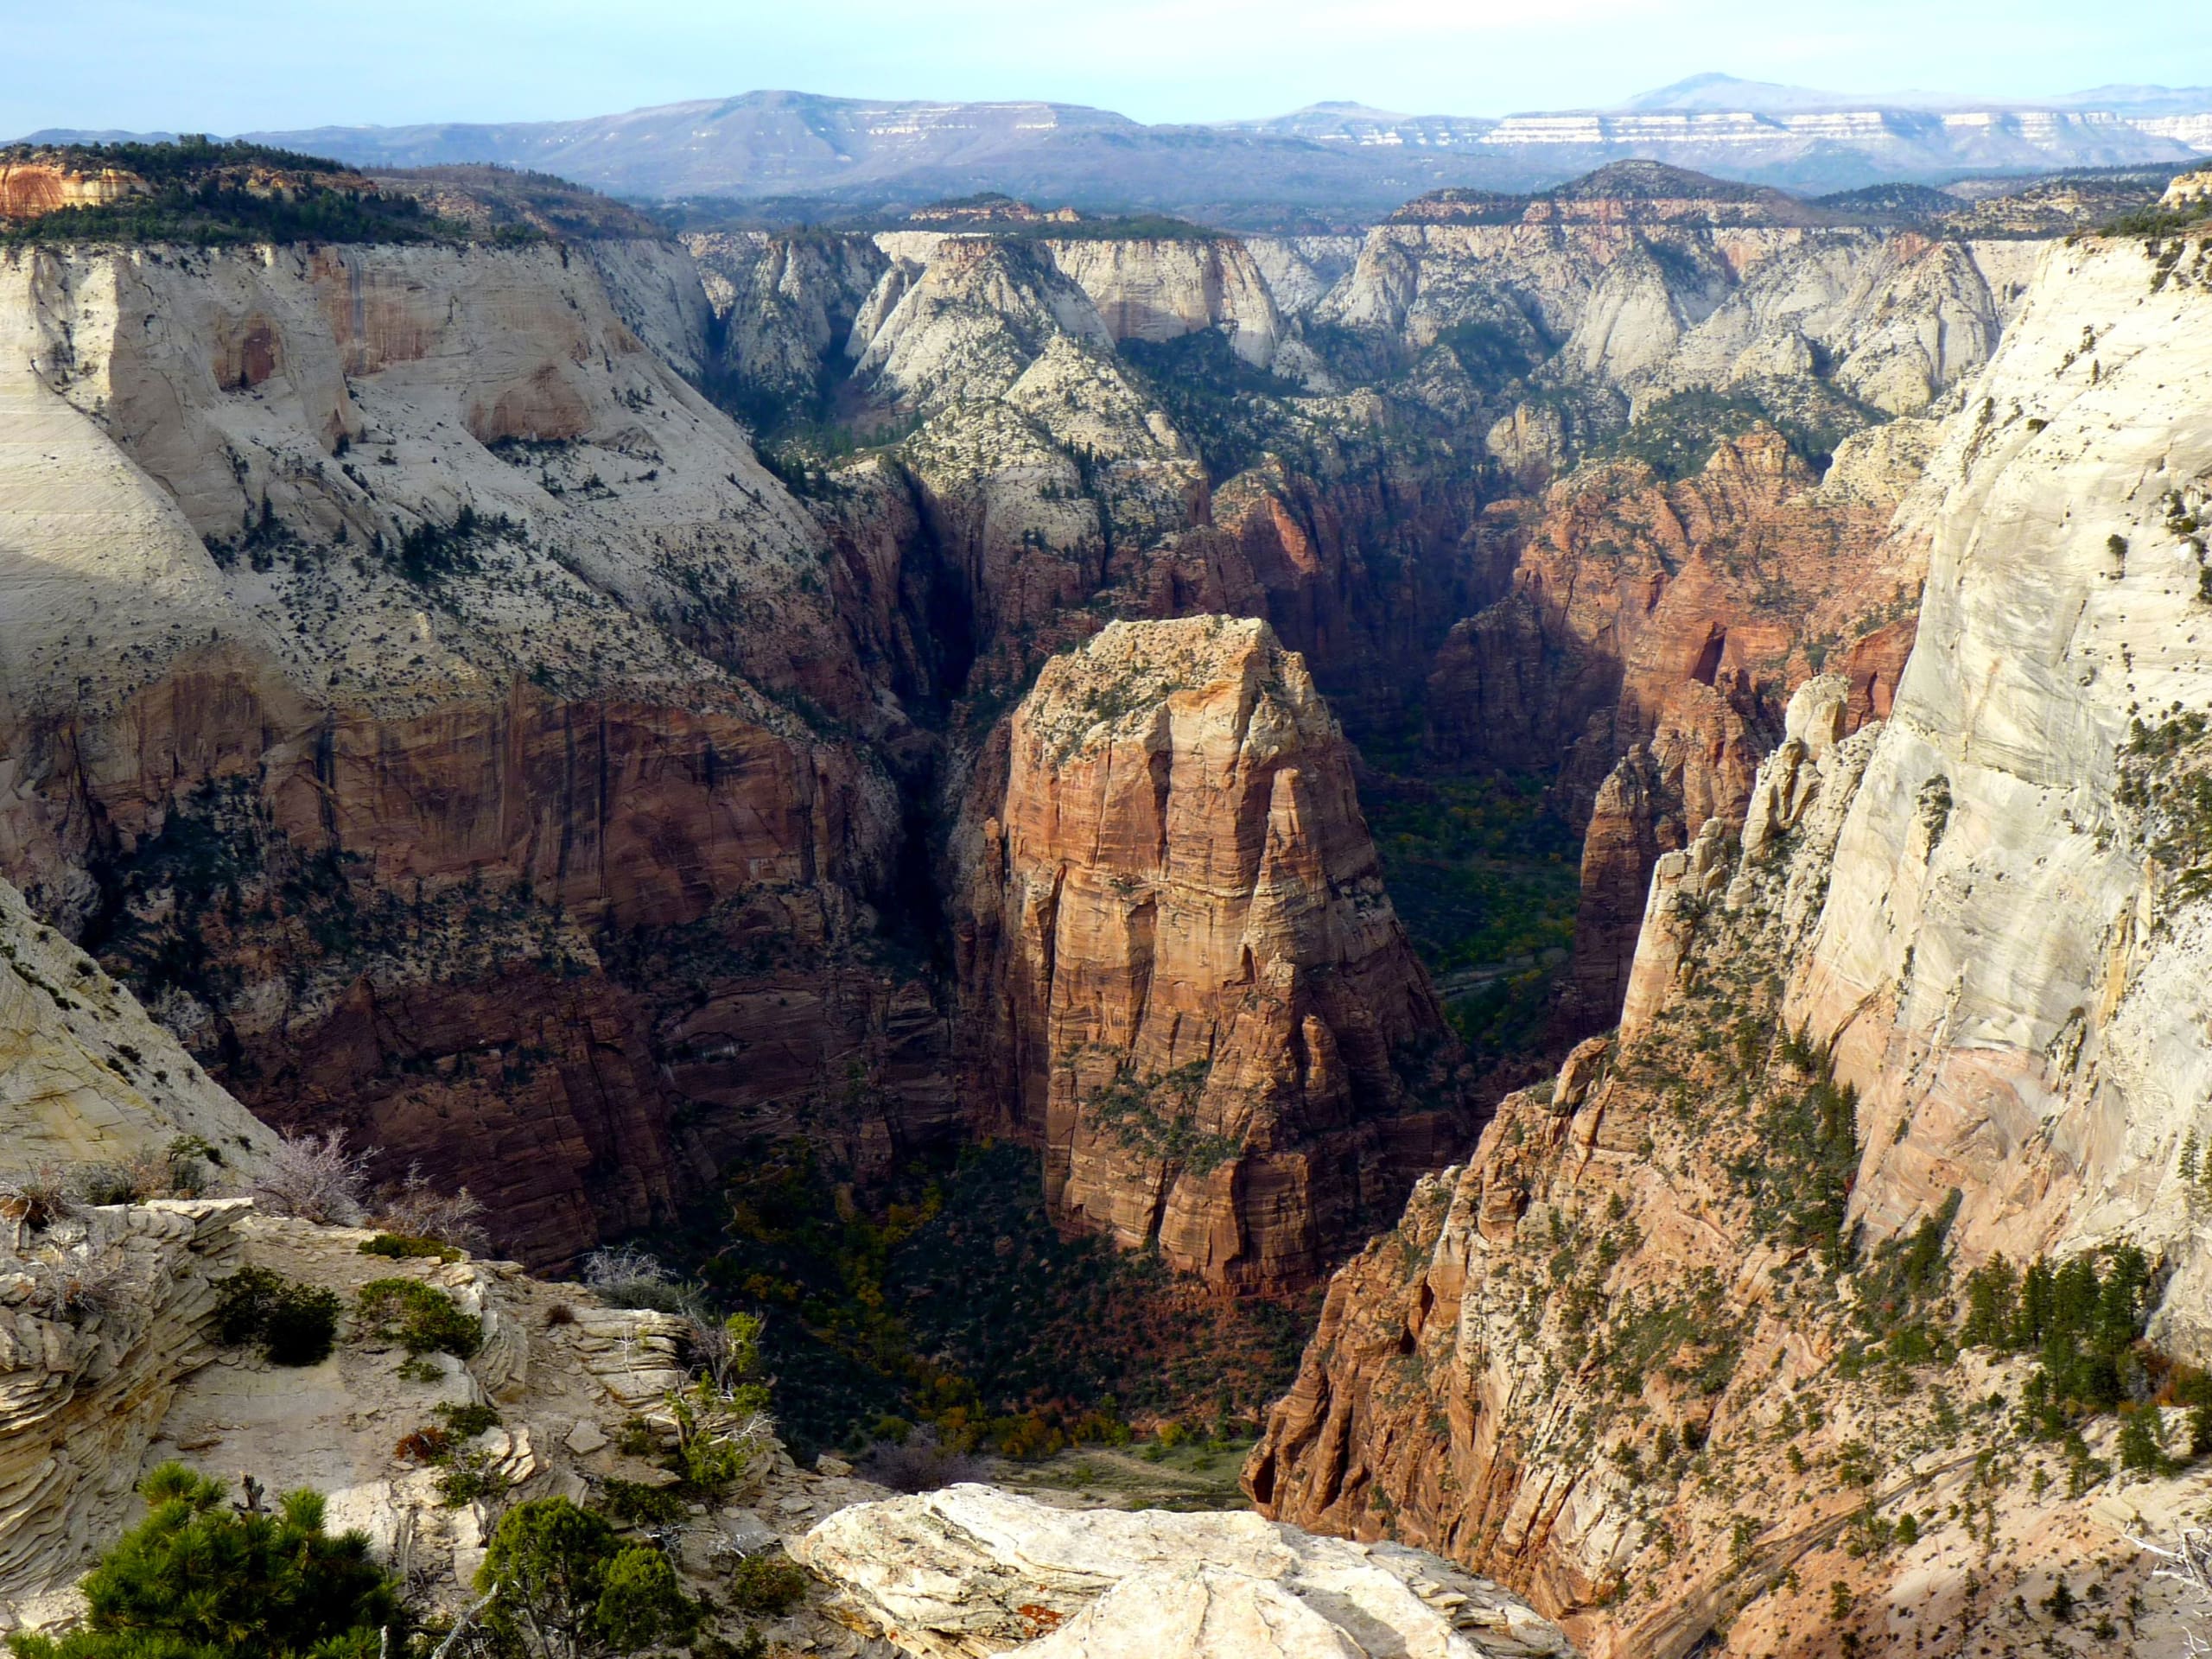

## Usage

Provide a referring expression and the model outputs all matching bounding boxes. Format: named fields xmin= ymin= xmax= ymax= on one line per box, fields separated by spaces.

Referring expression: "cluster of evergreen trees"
xmin=1961 ymin=1247 xmax=2155 ymax=1427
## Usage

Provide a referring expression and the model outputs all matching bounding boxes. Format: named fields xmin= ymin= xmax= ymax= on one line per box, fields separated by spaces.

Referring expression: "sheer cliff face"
xmin=1789 ymin=234 xmax=2212 ymax=1338
xmin=957 ymin=618 xmax=1468 ymax=1290
xmin=1245 ymin=237 xmax=2212 ymax=1658
xmin=0 ymin=239 xmax=940 ymax=1266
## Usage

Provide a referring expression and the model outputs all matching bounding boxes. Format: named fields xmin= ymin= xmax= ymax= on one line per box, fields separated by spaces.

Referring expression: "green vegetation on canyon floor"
xmin=622 ymin=1140 xmax=1319 ymax=1462
xmin=1357 ymin=764 xmax=1580 ymax=1065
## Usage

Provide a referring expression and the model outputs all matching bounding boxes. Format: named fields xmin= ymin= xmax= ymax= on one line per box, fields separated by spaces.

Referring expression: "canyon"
xmin=4 ymin=129 xmax=2212 ymax=1657
xmin=0 ymin=156 xmax=2042 ymax=1282
xmin=0 ymin=851 xmax=1578 ymax=1655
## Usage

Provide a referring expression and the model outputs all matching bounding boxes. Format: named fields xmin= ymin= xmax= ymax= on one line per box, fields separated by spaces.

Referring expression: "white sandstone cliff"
xmin=1783 ymin=234 xmax=2212 ymax=1351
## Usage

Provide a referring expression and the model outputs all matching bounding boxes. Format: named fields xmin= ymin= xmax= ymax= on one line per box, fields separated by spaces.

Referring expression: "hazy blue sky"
xmin=6 ymin=0 xmax=2208 ymax=136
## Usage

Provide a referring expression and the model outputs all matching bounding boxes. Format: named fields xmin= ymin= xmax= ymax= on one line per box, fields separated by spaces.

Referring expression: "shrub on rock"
xmin=213 ymin=1267 xmax=342 ymax=1366
xmin=477 ymin=1497 xmax=700 ymax=1657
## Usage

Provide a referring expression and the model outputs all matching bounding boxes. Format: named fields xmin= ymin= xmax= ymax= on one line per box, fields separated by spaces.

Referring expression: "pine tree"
xmin=477 ymin=1497 xmax=701 ymax=1659
xmin=1962 ymin=1255 xmax=2020 ymax=1350
xmin=4 ymin=1464 xmax=402 ymax=1658
xmin=2016 ymin=1256 xmax=2056 ymax=1348
xmin=2119 ymin=1408 xmax=2169 ymax=1475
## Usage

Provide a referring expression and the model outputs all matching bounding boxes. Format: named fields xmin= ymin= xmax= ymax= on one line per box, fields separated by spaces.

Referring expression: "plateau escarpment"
xmin=1247 ymin=232 xmax=2212 ymax=1657
xmin=957 ymin=618 xmax=1466 ymax=1289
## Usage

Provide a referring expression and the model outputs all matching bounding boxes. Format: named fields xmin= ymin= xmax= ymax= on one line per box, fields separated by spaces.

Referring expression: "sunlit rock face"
xmin=957 ymin=616 xmax=1467 ymax=1290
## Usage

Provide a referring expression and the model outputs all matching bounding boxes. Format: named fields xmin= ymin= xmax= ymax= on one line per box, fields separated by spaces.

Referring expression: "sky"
xmin=4 ymin=0 xmax=2208 ymax=137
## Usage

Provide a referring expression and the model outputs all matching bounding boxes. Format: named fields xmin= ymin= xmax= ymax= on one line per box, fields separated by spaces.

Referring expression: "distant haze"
xmin=2 ymin=0 xmax=2208 ymax=136
xmin=20 ymin=82 xmax=2206 ymax=230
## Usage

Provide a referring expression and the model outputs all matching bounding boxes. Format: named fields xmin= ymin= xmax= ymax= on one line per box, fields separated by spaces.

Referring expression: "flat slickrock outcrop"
xmin=793 ymin=1484 xmax=1575 ymax=1659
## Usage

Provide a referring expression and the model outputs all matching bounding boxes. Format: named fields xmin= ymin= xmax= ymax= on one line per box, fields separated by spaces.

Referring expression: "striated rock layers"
xmin=0 ymin=236 xmax=948 ymax=1267
xmin=1243 ymin=236 xmax=2212 ymax=1657
xmin=795 ymin=1484 xmax=1575 ymax=1658
xmin=957 ymin=617 xmax=1467 ymax=1289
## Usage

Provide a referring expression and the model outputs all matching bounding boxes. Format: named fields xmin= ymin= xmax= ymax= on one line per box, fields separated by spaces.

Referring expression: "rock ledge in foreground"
xmin=794 ymin=1484 xmax=1576 ymax=1658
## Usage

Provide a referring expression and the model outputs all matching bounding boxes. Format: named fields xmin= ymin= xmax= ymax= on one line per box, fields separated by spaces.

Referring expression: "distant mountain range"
xmin=1609 ymin=72 xmax=2212 ymax=118
xmin=17 ymin=75 xmax=2212 ymax=228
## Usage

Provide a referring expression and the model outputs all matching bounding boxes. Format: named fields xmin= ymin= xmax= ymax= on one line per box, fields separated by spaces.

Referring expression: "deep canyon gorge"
xmin=3 ymin=130 xmax=2212 ymax=1659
